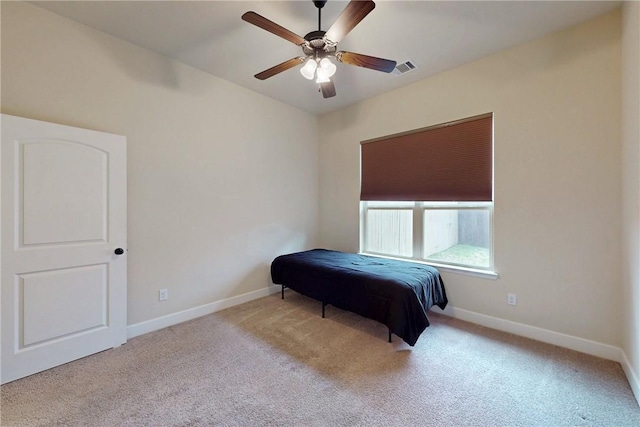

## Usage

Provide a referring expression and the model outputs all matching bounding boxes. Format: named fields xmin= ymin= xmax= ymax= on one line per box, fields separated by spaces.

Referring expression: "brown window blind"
xmin=360 ymin=113 xmax=493 ymax=202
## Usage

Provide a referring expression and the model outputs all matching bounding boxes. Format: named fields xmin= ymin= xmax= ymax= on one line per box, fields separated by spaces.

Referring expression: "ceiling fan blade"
xmin=255 ymin=56 xmax=305 ymax=80
xmin=255 ymin=57 xmax=305 ymax=80
xmin=242 ymin=11 xmax=306 ymax=46
xmin=320 ymin=80 xmax=336 ymax=98
xmin=324 ymin=0 xmax=376 ymax=44
xmin=336 ymin=51 xmax=396 ymax=73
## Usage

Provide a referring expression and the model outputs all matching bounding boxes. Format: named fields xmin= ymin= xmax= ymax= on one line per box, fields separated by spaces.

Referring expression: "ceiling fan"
xmin=241 ymin=0 xmax=397 ymax=99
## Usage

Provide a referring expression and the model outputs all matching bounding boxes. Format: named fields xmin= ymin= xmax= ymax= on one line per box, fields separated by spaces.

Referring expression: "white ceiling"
xmin=30 ymin=0 xmax=621 ymax=116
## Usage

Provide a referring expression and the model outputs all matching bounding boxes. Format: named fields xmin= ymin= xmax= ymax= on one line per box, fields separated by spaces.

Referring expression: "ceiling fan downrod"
xmin=314 ymin=0 xmax=327 ymax=31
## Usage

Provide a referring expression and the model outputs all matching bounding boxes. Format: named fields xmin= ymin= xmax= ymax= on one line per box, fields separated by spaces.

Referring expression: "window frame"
xmin=360 ymin=200 xmax=497 ymax=278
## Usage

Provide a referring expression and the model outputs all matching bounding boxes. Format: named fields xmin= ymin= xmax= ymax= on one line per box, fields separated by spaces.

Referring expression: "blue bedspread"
xmin=270 ymin=249 xmax=448 ymax=346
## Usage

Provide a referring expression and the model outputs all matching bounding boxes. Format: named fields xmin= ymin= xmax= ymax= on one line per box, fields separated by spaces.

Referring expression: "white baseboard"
xmin=127 ymin=285 xmax=280 ymax=339
xmin=438 ymin=305 xmax=640 ymax=407
xmin=620 ymin=349 xmax=640 ymax=406
xmin=439 ymin=305 xmax=622 ymax=361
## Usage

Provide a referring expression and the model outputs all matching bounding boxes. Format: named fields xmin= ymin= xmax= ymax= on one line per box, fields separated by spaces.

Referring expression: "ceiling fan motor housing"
xmin=302 ymin=30 xmax=336 ymax=58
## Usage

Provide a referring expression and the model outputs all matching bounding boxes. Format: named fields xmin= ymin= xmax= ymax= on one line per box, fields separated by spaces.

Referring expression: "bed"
xmin=270 ymin=249 xmax=448 ymax=346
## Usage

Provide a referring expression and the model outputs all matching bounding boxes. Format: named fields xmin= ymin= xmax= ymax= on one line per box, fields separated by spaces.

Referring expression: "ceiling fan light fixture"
xmin=319 ymin=57 xmax=337 ymax=77
xmin=315 ymin=67 xmax=330 ymax=83
xmin=300 ymin=58 xmax=317 ymax=80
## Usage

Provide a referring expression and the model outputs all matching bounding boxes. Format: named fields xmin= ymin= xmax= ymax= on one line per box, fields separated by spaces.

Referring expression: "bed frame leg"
xmin=322 ymin=302 xmax=326 ymax=318
xmin=281 ymin=285 xmax=285 ymax=299
xmin=388 ymin=329 xmax=392 ymax=343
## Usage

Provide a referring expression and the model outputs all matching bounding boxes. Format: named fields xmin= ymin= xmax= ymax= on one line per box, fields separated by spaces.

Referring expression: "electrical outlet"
xmin=159 ymin=289 xmax=168 ymax=301
xmin=507 ymin=293 xmax=517 ymax=306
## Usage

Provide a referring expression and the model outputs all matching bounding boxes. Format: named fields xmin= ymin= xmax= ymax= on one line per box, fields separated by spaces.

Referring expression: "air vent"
xmin=392 ymin=60 xmax=417 ymax=75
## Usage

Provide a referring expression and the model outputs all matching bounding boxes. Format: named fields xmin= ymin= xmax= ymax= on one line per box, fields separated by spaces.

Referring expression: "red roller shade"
xmin=360 ymin=114 xmax=493 ymax=201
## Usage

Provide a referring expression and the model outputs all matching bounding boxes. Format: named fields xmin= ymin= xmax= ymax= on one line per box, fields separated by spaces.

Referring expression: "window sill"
xmin=360 ymin=252 xmax=499 ymax=280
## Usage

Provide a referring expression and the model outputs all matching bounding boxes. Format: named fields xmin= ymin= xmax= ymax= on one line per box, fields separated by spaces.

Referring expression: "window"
xmin=361 ymin=201 xmax=493 ymax=270
xmin=363 ymin=201 xmax=414 ymax=258
xmin=359 ymin=114 xmax=494 ymax=273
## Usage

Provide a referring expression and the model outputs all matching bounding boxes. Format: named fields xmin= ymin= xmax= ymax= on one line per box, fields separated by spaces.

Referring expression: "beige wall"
xmin=318 ymin=11 xmax=622 ymax=346
xmin=622 ymin=0 xmax=640 ymax=400
xmin=1 ymin=2 xmax=319 ymax=325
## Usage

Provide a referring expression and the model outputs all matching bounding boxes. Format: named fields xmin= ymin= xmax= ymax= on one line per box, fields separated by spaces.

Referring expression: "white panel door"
xmin=1 ymin=114 xmax=127 ymax=384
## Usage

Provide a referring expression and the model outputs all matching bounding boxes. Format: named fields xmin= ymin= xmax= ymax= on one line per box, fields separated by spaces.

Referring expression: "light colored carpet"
xmin=1 ymin=291 xmax=639 ymax=426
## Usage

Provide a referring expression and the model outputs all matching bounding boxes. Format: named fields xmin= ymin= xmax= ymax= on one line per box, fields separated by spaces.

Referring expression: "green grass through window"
xmin=427 ymin=244 xmax=490 ymax=268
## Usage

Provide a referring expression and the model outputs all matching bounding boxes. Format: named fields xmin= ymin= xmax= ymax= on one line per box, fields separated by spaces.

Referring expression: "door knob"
xmin=114 ymin=248 xmax=125 ymax=255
